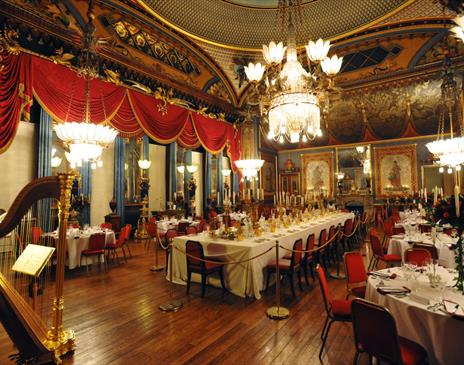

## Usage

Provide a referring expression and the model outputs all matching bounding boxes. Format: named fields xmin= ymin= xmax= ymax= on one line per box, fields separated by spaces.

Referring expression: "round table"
xmin=366 ymin=266 xmax=464 ymax=365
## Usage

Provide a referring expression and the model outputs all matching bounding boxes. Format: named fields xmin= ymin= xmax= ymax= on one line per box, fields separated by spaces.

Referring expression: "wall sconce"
xmin=186 ymin=165 xmax=197 ymax=173
xmin=138 ymin=159 xmax=151 ymax=170
xmin=222 ymin=169 xmax=231 ymax=177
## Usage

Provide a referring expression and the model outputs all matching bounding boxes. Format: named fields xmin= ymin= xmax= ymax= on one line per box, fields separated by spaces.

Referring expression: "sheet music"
xmin=12 ymin=244 xmax=55 ymax=277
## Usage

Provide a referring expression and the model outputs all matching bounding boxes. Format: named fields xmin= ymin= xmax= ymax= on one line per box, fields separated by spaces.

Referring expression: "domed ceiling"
xmin=137 ymin=0 xmax=412 ymax=50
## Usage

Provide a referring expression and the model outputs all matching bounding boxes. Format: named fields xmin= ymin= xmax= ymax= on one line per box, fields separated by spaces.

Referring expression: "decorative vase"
xmin=109 ymin=197 xmax=117 ymax=214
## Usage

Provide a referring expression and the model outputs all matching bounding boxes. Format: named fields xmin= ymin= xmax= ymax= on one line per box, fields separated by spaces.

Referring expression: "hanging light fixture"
xmin=54 ymin=0 xmax=117 ymax=168
xmin=425 ymin=44 xmax=464 ymax=170
xmin=234 ymin=159 xmax=264 ymax=181
xmin=138 ymin=160 xmax=152 ymax=170
xmin=222 ymin=169 xmax=231 ymax=177
xmin=245 ymin=0 xmax=342 ymax=144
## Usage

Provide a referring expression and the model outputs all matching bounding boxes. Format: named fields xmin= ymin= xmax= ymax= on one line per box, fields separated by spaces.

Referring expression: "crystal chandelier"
xmin=244 ymin=0 xmax=343 ymax=144
xmin=234 ymin=159 xmax=264 ymax=181
xmin=54 ymin=0 xmax=117 ymax=168
xmin=426 ymin=48 xmax=464 ymax=169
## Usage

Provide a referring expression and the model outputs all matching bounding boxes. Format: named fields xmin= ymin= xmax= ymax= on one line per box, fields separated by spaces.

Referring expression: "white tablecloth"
xmin=43 ymin=228 xmax=115 ymax=269
xmin=388 ymin=233 xmax=457 ymax=268
xmin=366 ymin=267 xmax=464 ymax=365
xmin=157 ymin=219 xmax=199 ymax=233
xmin=170 ymin=212 xmax=353 ymax=299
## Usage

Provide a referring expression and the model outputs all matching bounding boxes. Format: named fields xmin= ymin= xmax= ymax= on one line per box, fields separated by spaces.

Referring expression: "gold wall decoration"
xmin=301 ymin=152 xmax=334 ymax=197
xmin=49 ymin=47 xmax=75 ymax=67
xmin=374 ymin=144 xmax=417 ymax=197
xmin=0 ymin=28 xmax=20 ymax=56
xmin=260 ymin=151 xmax=277 ymax=199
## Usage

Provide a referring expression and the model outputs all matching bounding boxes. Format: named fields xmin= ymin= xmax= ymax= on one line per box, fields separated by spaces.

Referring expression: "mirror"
xmin=422 ymin=165 xmax=464 ymax=196
xmin=336 ymin=145 xmax=372 ymax=195
xmin=125 ymin=138 xmax=141 ymax=202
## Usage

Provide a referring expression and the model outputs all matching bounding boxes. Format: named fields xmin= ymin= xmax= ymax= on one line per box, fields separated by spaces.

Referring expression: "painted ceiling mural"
xmin=1 ymin=0 xmax=463 ymax=147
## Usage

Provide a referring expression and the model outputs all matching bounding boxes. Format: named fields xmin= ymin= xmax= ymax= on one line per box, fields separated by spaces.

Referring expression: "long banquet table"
xmin=366 ymin=266 xmax=463 ymax=365
xmin=170 ymin=212 xmax=353 ymax=299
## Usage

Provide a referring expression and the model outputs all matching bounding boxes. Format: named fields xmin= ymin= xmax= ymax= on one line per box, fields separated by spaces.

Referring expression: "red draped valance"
xmin=0 ymin=51 xmax=31 ymax=153
xmin=0 ymin=53 xmax=241 ymax=169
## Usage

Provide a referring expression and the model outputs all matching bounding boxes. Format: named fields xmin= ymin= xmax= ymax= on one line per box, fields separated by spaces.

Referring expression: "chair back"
xmin=383 ymin=219 xmax=394 ymax=237
xmin=316 ymin=265 xmax=332 ymax=315
xmin=328 ymin=225 xmax=335 ymax=243
xmin=186 ymin=226 xmax=197 ymax=235
xmin=413 ymin=243 xmax=438 ymax=260
xmin=369 ymin=228 xmax=384 ymax=258
xmin=419 ymin=224 xmax=432 ymax=233
xmin=146 ymin=222 xmax=157 ymax=238
xmin=290 ymin=239 xmax=303 ymax=268
xmin=351 ymin=299 xmax=403 ymax=365
xmin=344 ymin=252 xmax=367 ymax=285
xmin=88 ymin=233 xmax=106 ymax=250
xmin=165 ymin=228 xmax=178 ymax=246
xmin=186 ymin=240 xmax=204 ymax=270
xmin=344 ymin=219 xmax=353 ymax=236
xmin=31 ymin=227 xmax=43 ymax=244
xmin=318 ymin=229 xmax=327 ymax=247
xmin=177 ymin=221 xmax=190 ymax=234
xmin=404 ymin=248 xmax=432 ymax=266
xmin=100 ymin=223 xmax=112 ymax=230
xmin=124 ymin=224 xmax=132 ymax=240
xmin=117 ymin=227 xmax=127 ymax=245
xmin=305 ymin=234 xmax=315 ymax=259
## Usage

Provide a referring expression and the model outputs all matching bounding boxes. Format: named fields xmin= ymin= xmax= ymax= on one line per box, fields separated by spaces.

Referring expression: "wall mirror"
xmin=422 ymin=165 xmax=463 ymax=196
xmin=336 ymin=144 xmax=372 ymax=195
xmin=125 ymin=138 xmax=141 ymax=202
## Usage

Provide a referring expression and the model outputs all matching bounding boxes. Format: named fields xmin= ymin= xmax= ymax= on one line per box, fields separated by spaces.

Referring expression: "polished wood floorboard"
xmin=0 ymin=240 xmax=374 ymax=365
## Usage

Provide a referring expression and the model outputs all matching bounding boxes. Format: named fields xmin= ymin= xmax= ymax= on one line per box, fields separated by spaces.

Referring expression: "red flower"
xmin=443 ymin=212 xmax=449 ymax=218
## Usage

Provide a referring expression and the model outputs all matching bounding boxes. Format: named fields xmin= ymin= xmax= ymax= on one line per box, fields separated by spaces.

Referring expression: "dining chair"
xmin=368 ymin=228 xmax=402 ymax=270
xmin=164 ymin=228 xmax=178 ymax=272
xmin=31 ymin=226 xmax=43 ymax=245
xmin=315 ymin=229 xmax=328 ymax=270
xmin=186 ymin=226 xmax=197 ymax=235
xmin=342 ymin=219 xmax=354 ymax=251
xmin=81 ymin=232 xmax=107 ymax=272
xmin=344 ymin=252 xmax=367 ymax=299
xmin=123 ymin=224 xmax=132 ymax=258
xmin=146 ymin=221 xmax=159 ymax=252
xmin=177 ymin=221 xmax=190 ymax=235
xmin=185 ymin=240 xmax=226 ymax=298
xmin=351 ymin=299 xmax=427 ymax=365
xmin=302 ymin=234 xmax=316 ymax=285
xmin=316 ymin=265 xmax=352 ymax=360
xmin=100 ymin=222 xmax=112 ymax=230
xmin=265 ymin=238 xmax=303 ymax=298
xmin=105 ymin=226 xmax=127 ymax=265
xmin=412 ymin=243 xmax=438 ymax=261
xmin=404 ymin=248 xmax=432 ymax=267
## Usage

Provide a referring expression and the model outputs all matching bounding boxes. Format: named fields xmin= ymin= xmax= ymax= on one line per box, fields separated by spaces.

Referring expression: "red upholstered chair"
xmin=351 ymin=299 xmax=427 ymax=365
xmin=100 ymin=223 xmax=112 ymax=230
xmin=164 ymin=228 xmax=178 ymax=272
xmin=342 ymin=219 xmax=355 ymax=251
xmin=146 ymin=221 xmax=159 ymax=251
xmin=382 ymin=218 xmax=395 ymax=251
xmin=186 ymin=226 xmax=197 ymax=235
xmin=419 ymin=224 xmax=432 ymax=233
xmin=72 ymin=223 xmax=79 ymax=229
xmin=31 ymin=227 xmax=43 ymax=245
xmin=368 ymin=228 xmax=402 ymax=270
xmin=413 ymin=243 xmax=438 ymax=260
xmin=105 ymin=226 xmax=127 ymax=265
xmin=315 ymin=229 xmax=328 ymax=270
xmin=177 ymin=221 xmax=190 ymax=235
xmin=316 ymin=265 xmax=352 ymax=360
xmin=265 ymin=238 xmax=303 ymax=298
xmin=185 ymin=240 xmax=226 ymax=297
xmin=302 ymin=234 xmax=316 ymax=285
xmin=122 ymin=224 xmax=132 ymax=258
xmin=404 ymin=248 xmax=432 ymax=267
xmin=344 ymin=252 xmax=367 ymax=299
xmin=81 ymin=232 xmax=107 ymax=272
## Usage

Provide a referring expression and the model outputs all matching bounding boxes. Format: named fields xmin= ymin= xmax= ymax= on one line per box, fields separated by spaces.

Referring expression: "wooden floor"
xmin=0 ymin=240 xmax=373 ymax=365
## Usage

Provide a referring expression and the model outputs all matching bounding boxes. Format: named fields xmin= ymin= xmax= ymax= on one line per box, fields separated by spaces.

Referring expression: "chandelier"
xmin=244 ymin=0 xmax=343 ymax=143
xmin=425 ymin=39 xmax=464 ymax=169
xmin=54 ymin=0 xmax=117 ymax=169
xmin=234 ymin=159 xmax=264 ymax=181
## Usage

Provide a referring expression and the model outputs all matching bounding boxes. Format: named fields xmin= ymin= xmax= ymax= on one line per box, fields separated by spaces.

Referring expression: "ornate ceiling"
xmin=137 ymin=0 xmax=412 ymax=50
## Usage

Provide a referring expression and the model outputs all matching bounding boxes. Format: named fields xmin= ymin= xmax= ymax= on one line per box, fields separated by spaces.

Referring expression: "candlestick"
xmin=455 ymin=185 xmax=460 ymax=218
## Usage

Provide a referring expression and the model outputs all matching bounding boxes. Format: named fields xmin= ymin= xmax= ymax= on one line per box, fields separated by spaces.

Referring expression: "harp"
xmin=0 ymin=173 xmax=75 ymax=364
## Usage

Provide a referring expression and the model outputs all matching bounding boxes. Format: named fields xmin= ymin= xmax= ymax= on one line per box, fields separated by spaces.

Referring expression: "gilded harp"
xmin=0 ymin=174 xmax=75 ymax=364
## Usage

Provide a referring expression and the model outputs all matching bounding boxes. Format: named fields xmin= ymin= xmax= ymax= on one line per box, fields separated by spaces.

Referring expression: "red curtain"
xmin=0 ymin=55 xmax=241 ymax=167
xmin=0 ymin=51 xmax=32 ymax=153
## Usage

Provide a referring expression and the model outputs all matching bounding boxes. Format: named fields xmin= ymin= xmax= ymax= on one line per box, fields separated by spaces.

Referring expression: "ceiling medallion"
xmin=244 ymin=0 xmax=342 ymax=144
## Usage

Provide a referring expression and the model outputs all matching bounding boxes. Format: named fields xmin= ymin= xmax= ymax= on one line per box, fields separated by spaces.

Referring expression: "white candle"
xmin=274 ymin=194 xmax=276 ymax=206
xmin=424 ymin=187 xmax=427 ymax=203
xmin=455 ymin=185 xmax=460 ymax=217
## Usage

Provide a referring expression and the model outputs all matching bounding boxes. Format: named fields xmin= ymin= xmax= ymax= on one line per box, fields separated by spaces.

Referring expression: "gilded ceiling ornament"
xmin=127 ymin=80 xmax=153 ymax=94
xmin=0 ymin=29 xmax=21 ymax=56
xmin=154 ymin=87 xmax=194 ymax=115
xmin=104 ymin=69 xmax=122 ymax=85
xmin=206 ymin=81 xmax=232 ymax=103
xmin=50 ymin=47 xmax=75 ymax=67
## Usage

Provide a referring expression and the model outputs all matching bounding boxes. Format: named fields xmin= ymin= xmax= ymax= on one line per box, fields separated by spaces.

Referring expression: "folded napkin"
xmin=443 ymin=300 xmax=464 ymax=318
xmin=377 ymin=286 xmax=411 ymax=295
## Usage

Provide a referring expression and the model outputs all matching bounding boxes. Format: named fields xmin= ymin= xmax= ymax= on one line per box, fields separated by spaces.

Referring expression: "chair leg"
xmin=219 ymin=269 xmax=227 ymax=293
xmin=265 ymin=269 xmax=271 ymax=292
xmin=186 ymin=270 xmax=191 ymax=295
xmin=303 ymin=262 xmax=310 ymax=286
xmin=320 ymin=316 xmax=329 ymax=340
xmin=289 ymin=272 xmax=296 ymax=298
xmin=126 ymin=243 xmax=132 ymax=258
xmin=297 ymin=268 xmax=303 ymax=292
xmin=319 ymin=319 xmax=334 ymax=360
xmin=309 ymin=261 xmax=316 ymax=282
xmin=352 ymin=350 xmax=360 ymax=365
xmin=201 ymin=273 xmax=207 ymax=298
xmin=121 ymin=247 xmax=127 ymax=263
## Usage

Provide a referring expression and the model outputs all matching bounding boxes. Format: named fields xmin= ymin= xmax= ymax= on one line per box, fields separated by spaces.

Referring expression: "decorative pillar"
xmin=114 ymin=136 xmax=126 ymax=225
xmin=37 ymin=107 xmax=53 ymax=231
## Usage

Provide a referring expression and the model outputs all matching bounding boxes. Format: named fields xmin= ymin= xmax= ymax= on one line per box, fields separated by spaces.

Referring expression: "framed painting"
xmin=301 ymin=152 xmax=334 ymax=197
xmin=260 ymin=151 xmax=277 ymax=200
xmin=374 ymin=144 xmax=417 ymax=197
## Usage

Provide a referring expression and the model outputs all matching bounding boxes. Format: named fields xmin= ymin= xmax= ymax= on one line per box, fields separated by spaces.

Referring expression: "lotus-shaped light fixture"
xmin=262 ymin=41 xmax=286 ymax=64
xmin=221 ymin=169 xmax=231 ymax=177
xmin=321 ymin=55 xmax=344 ymax=76
xmin=244 ymin=62 xmax=265 ymax=82
xmin=305 ymin=38 xmax=331 ymax=62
